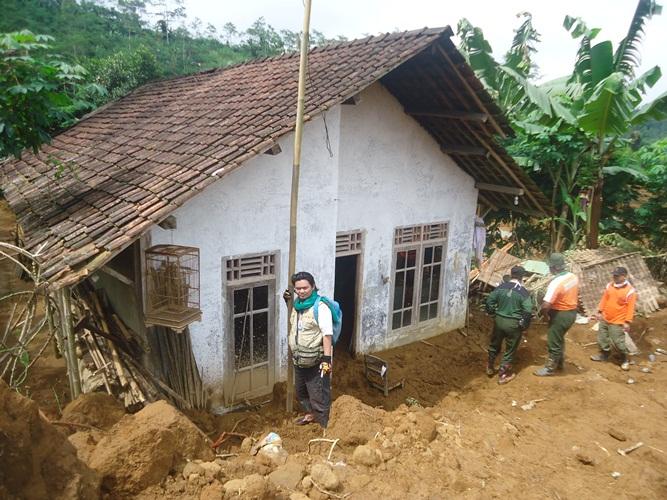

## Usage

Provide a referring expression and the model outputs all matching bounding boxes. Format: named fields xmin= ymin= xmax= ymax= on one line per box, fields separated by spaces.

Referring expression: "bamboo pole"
xmin=286 ymin=0 xmax=313 ymax=413
xmin=58 ymin=288 xmax=82 ymax=399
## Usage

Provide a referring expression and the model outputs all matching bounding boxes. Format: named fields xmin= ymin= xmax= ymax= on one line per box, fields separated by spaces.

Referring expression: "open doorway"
xmin=334 ymin=254 xmax=358 ymax=353
xmin=334 ymin=230 xmax=363 ymax=355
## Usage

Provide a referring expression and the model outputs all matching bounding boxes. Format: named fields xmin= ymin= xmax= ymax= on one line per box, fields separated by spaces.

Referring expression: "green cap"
xmin=548 ymin=253 xmax=566 ymax=268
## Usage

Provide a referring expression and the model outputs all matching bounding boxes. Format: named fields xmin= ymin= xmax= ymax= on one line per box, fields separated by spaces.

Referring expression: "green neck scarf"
xmin=294 ymin=291 xmax=319 ymax=312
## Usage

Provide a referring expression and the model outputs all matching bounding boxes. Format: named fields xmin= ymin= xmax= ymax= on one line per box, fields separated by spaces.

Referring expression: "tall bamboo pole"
xmin=58 ymin=287 xmax=81 ymax=399
xmin=286 ymin=0 xmax=312 ymax=413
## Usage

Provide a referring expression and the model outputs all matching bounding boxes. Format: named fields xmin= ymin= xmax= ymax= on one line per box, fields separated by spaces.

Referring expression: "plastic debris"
xmin=627 ymin=378 xmax=636 ymax=385
xmin=520 ymin=398 xmax=546 ymax=411
xmin=648 ymin=354 xmax=656 ymax=362
xmin=251 ymin=432 xmax=282 ymax=455
xmin=611 ymin=472 xmax=622 ymax=479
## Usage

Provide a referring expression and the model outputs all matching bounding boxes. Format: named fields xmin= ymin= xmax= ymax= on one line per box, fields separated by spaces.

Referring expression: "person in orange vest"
xmin=590 ymin=267 xmax=637 ymax=371
xmin=534 ymin=253 xmax=579 ymax=377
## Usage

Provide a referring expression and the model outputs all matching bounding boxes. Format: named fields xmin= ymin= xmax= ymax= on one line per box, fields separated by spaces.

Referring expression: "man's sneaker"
xmin=591 ymin=351 xmax=610 ymax=362
xmin=533 ymin=366 xmax=555 ymax=377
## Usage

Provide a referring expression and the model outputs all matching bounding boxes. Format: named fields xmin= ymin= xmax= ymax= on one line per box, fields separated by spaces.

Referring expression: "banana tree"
xmin=458 ymin=0 xmax=667 ymax=249
xmin=563 ymin=0 xmax=666 ymax=247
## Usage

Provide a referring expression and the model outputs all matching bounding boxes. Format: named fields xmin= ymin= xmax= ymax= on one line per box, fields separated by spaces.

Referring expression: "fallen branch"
xmin=231 ymin=417 xmax=248 ymax=434
xmin=594 ymin=441 xmax=610 ymax=456
xmin=211 ymin=431 xmax=248 ymax=450
xmin=308 ymin=438 xmax=341 ymax=461
xmin=617 ymin=442 xmax=644 ymax=456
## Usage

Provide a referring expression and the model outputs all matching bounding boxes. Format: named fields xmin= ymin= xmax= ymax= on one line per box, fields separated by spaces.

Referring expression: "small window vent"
xmin=226 ymin=254 xmax=276 ymax=282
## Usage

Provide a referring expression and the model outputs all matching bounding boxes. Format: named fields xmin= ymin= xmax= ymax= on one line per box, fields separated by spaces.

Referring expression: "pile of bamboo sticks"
xmin=152 ymin=326 xmax=206 ymax=409
xmin=68 ymin=282 xmax=204 ymax=410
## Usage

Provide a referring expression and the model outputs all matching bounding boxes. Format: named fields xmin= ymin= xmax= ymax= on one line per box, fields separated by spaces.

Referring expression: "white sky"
xmin=184 ymin=0 xmax=667 ymax=103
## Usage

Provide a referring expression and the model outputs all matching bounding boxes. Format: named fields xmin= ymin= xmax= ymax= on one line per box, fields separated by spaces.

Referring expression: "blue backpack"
xmin=313 ymin=296 xmax=343 ymax=345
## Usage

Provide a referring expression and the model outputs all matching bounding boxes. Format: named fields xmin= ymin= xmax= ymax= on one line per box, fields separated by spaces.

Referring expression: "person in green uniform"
xmin=533 ymin=253 xmax=579 ymax=377
xmin=485 ymin=266 xmax=533 ymax=384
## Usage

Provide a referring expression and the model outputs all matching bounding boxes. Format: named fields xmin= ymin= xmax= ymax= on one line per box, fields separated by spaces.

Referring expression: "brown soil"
xmin=4 ymin=284 xmax=667 ymax=498
xmin=86 ymin=400 xmax=215 ymax=496
xmin=181 ymin=309 xmax=667 ymax=499
xmin=0 ymin=379 xmax=100 ymax=499
xmin=61 ymin=392 xmax=127 ymax=431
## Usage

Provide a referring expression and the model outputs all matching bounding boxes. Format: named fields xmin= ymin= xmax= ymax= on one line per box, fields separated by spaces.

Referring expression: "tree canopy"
xmin=458 ymin=0 xmax=667 ymax=252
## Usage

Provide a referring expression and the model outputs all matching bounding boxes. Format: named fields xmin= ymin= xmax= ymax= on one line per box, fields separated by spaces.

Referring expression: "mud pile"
xmin=326 ymin=395 xmax=385 ymax=445
xmin=67 ymin=400 xmax=216 ymax=496
xmin=0 ymin=380 xmax=100 ymax=499
xmin=61 ymin=391 xmax=126 ymax=430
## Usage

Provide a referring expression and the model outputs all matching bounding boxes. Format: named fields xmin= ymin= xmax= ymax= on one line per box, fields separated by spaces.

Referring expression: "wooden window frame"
xmin=389 ymin=223 xmax=448 ymax=332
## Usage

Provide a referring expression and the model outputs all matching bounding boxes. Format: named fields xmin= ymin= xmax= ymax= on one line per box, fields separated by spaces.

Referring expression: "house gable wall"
xmin=338 ymin=83 xmax=476 ymax=351
xmin=149 ymin=109 xmax=341 ymax=408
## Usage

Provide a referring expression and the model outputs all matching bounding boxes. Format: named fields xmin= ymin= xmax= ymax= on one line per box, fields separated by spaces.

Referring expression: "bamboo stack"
xmin=153 ymin=325 xmax=206 ymax=409
xmin=69 ymin=282 xmax=205 ymax=410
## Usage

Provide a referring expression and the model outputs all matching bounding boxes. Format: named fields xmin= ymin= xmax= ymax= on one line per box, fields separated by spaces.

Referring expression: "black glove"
xmin=282 ymin=288 xmax=292 ymax=305
xmin=320 ymin=355 xmax=332 ymax=376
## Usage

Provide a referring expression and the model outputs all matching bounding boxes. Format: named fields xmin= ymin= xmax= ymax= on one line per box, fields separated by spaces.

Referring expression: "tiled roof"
xmin=1 ymin=27 xmax=550 ymax=289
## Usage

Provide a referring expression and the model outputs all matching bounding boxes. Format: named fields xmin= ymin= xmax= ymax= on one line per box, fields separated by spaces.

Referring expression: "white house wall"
xmin=149 ymin=108 xmax=341 ymax=408
xmin=337 ymin=83 xmax=476 ymax=352
xmin=148 ymin=82 xmax=477 ymax=407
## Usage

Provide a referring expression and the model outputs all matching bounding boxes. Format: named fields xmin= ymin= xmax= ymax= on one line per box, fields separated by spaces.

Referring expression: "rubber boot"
xmin=486 ymin=353 xmax=496 ymax=377
xmin=590 ymin=350 xmax=610 ymax=362
xmin=534 ymin=358 xmax=557 ymax=377
xmin=556 ymin=356 xmax=565 ymax=371
xmin=620 ymin=353 xmax=630 ymax=371
xmin=498 ymin=364 xmax=516 ymax=385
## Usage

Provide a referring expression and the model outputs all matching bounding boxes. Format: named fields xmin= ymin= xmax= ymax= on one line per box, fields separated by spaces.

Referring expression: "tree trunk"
xmin=554 ymin=204 xmax=570 ymax=252
xmin=586 ymin=177 xmax=603 ymax=249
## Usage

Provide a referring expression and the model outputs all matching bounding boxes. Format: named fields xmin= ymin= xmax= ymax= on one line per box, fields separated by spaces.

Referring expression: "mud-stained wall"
xmin=149 ymin=109 xmax=341 ymax=409
xmin=148 ymin=82 xmax=476 ymax=409
xmin=337 ymin=83 xmax=476 ymax=352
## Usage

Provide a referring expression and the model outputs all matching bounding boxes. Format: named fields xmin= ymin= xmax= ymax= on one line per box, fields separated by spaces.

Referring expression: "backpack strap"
xmin=313 ymin=296 xmax=321 ymax=326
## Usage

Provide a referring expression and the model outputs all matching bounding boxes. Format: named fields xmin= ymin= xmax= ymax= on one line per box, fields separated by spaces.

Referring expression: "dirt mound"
xmin=327 ymin=394 xmax=385 ymax=446
xmin=61 ymin=391 xmax=126 ymax=430
xmin=88 ymin=399 xmax=215 ymax=495
xmin=0 ymin=380 xmax=100 ymax=499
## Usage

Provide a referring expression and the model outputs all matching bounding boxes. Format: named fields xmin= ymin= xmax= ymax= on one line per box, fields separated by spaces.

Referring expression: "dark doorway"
xmin=334 ymin=254 xmax=358 ymax=354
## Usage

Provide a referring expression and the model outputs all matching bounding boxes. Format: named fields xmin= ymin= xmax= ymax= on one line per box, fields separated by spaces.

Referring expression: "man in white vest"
xmin=284 ymin=272 xmax=333 ymax=427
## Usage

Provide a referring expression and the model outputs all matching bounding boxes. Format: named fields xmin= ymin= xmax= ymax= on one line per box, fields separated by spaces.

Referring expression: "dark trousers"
xmin=547 ymin=309 xmax=577 ymax=361
xmin=488 ymin=316 xmax=523 ymax=368
xmin=294 ymin=364 xmax=331 ymax=427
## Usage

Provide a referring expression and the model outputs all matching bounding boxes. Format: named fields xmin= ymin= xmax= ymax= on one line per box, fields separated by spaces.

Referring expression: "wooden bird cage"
xmin=144 ymin=245 xmax=201 ymax=332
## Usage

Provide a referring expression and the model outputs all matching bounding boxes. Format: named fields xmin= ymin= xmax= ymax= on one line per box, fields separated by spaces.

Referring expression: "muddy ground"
xmin=5 ymin=302 xmax=666 ymax=499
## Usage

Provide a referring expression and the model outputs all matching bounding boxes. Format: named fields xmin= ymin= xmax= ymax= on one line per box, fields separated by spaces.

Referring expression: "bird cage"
xmin=144 ymin=245 xmax=201 ymax=332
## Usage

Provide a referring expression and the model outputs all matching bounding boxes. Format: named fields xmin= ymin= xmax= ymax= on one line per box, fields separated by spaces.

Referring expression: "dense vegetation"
xmin=0 ymin=0 xmax=342 ymax=156
xmin=1 ymin=0 xmax=665 ymax=253
xmin=458 ymin=0 xmax=667 ymax=254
